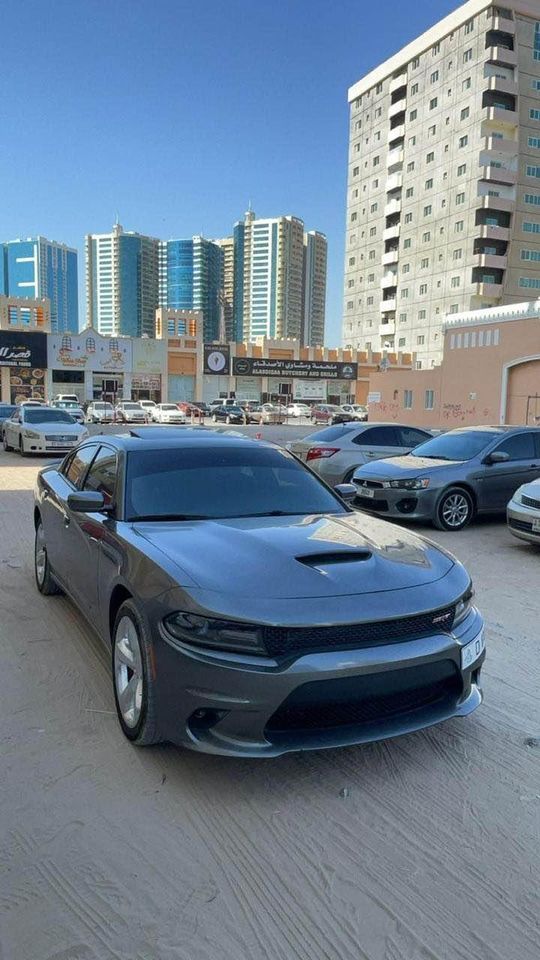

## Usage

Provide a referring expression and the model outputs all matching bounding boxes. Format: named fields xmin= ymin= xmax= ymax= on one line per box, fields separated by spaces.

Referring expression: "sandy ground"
xmin=1 ymin=442 xmax=539 ymax=960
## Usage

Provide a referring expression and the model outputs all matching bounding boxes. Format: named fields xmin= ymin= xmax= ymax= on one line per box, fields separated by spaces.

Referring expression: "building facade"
xmin=86 ymin=222 xmax=160 ymax=338
xmin=343 ymin=0 xmax=540 ymax=368
xmin=366 ymin=299 xmax=540 ymax=427
xmin=214 ymin=236 xmax=235 ymax=340
xmin=302 ymin=231 xmax=327 ymax=346
xmin=159 ymin=237 xmax=223 ymax=341
xmin=232 ymin=210 xmax=326 ymax=345
xmin=0 ymin=236 xmax=78 ymax=333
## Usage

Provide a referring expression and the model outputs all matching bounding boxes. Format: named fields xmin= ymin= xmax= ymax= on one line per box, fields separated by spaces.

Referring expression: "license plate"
xmin=362 ymin=487 xmax=375 ymax=498
xmin=461 ymin=630 xmax=485 ymax=670
xmin=50 ymin=441 xmax=70 ymax=447
xmin=533 ymin=519 xmax=540 ymax=533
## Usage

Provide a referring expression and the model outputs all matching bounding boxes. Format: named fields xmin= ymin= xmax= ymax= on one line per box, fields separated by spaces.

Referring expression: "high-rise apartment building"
xmin=86 ymin=222 xmax=160 ymax=337
xmin=0 ymin=236 xmax=78 ymax=333
xmin=233 ymin=210 xmax=326 ymax=344
xmin=159 ymin=237 xmax=223 ymax=341
xmin=343 ymin=0 xmax=540 ymax=367
xmin=214 ymin=236 xmax=235 ymax=340
xmin=302 ymin=231 xmax=328 ymax=345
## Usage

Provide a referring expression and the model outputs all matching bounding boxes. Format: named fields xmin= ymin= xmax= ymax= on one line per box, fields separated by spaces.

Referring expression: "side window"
xmin=493 ymin=433 xmax=536 ymax=462
xmin=64 ymin=444 xmax=99 ymax=487
xmin=83 ymin=446 xmax=118 ymax=506
xmin=398 ymin=427 xmax=432 ymax=447
xmin=353 ymin=426 xmax=399 ymax=447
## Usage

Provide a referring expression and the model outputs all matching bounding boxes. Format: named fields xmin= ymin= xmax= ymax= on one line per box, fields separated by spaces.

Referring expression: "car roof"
xmin=86 ymin=427 xmax=260 ymax=451
xmin=444 ymin=425 xmax=540 ymax=434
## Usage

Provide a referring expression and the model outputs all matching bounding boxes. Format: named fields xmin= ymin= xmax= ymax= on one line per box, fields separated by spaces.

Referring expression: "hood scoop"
xmin=296 ymin=550 xmax=372 ymax=568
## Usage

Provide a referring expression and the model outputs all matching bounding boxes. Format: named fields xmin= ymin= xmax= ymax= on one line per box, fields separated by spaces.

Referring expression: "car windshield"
xmin=94 ymin=403 xmax=113 ymax=410
xmin=24 ymin=409 xmax=75 ymax=424
xmin=122 ymin=403 xmax=141 ymax=409
xmin=57 ymin=401 xmax=79 ymax=409
xmin=411 ymin=431 xmax=496 ymax=462
xmin=305 ymin=424 xmax=361 ymax=443
xmin=125 ymin=444 xmax=348 ymax=521
xmin=161 ymin=404 xmax=179 ymax=410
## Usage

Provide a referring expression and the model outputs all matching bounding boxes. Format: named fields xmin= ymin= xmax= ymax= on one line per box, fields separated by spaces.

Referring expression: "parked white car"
xmin=341 ymin=404 xmax=368 ymax=421
xmin=3 ymin=405 xmax=88 ymax=456
xmin=51 ymin=400 xmax=86 ymax=424
xmin=138 ymin=400 xmax=157 ymax=415
xmin=151 ymin=403 xmax=187 ymax=424
xmin=86 ymin=402 xmax=115 ymax=423
xmin=115 ymin=401 xmax=147 ymax=423
xmin=286 ymin=403 xmax=312 ymax=418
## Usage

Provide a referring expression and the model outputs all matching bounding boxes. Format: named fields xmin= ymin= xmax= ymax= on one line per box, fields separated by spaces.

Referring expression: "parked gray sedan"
xmin=507 ymin=477 xmax=540 ymax=545
xmin=288 ymin=422 xmax=432 ymax=486
xmin=33 ymin=429 xmax=484 ymax=756
xmin=353 ymin=426 xmax=540 ymax=531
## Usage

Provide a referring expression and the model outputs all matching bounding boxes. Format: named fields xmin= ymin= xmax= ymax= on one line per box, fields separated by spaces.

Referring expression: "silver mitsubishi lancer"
xmin=33 ymin=429 xmax=485 ymax=757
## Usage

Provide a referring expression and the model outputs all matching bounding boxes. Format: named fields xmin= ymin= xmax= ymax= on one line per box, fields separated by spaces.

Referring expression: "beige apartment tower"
xmin=343 ymin=0 xmax=540 ymax=367
xmin=214 ymin=236 xmax=234 ymax=340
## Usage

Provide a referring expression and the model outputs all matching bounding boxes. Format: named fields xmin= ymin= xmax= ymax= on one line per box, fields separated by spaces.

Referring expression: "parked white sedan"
xmin=3 ymin=405 xmax=88 ymax=456
xmin=151 ymin=403 xmax=187 ymax=424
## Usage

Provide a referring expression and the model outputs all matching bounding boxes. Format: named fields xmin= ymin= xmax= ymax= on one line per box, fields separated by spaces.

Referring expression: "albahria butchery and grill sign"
xmin=232 ymin=358 xmax=358 ymax=380
xmin=0 ymin=331 xmax=48 ymax=368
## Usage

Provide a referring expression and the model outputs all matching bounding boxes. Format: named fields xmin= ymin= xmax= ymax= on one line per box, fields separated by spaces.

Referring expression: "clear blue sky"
xmin=1 ymin=0 xmax=459 ymax=344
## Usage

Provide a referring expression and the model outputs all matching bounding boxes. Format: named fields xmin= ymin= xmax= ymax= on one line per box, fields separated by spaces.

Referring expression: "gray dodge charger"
xmin=33 ymin=428 xmax=485 ymax=756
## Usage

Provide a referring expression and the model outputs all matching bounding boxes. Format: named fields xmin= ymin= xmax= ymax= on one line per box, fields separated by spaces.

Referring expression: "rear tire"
xmin=112 ymin=600 xmax=162 ymax=746
xmin=434 ymin=487 xmax=474 ymax=532
xmin=34 ymin=518 xmax=61 ymax=595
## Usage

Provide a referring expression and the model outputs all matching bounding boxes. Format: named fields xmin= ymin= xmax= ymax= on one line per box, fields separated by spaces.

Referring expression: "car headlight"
xmin=388 ymin=478 xmax=430 ymax=490
xmin=23 ymin=430 xmax=41 ymax=439
xmin=453 ymin=585 xmax=474 ymax=627
xmin=163 ymin=612 xmax=265 ymax=654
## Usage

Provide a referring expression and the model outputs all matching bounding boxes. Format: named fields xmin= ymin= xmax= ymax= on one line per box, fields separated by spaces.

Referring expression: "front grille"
xmin=45 ymin=434 xmax=74 ymax=442
xmin=509 ymin=518 xmax=540 ymax=535
xmin=355 ymin=496 xmax=389 ymax=512
xmin=265 ymin=661 xmax=462 ymax=735
xmin=521 ymin=494 xmax=540 ymax=510
xmin=354 ymin=479 xmax=385 ymax=489
xmin=261 ymin=604 xmax=456 ymax=658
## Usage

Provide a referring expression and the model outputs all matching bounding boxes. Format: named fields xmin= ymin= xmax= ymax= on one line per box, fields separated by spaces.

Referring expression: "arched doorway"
xmin=501 ymin=356 xmax=540 ymax=424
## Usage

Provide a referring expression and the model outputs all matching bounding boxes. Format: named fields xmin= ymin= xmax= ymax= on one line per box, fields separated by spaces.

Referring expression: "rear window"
xmin=305 ymin=424 xmax=361 ymax=443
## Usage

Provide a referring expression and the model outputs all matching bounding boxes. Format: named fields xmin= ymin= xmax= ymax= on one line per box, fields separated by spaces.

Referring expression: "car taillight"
xmin=306 ymin=447 xmax=339 ymax=462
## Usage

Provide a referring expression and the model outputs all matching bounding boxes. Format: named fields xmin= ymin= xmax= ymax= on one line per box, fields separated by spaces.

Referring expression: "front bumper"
xmin=353 ymin=481 xmax=439 ymax=522
xmin=24 ymin=438 xmax=81 ymax=454
xmin=152 ymin=611 xmax=485 ymax=756
xmin=507 ymin=500 xmax=540 ymax=544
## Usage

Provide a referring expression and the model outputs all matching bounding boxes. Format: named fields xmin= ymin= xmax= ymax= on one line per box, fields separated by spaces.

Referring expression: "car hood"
xmin=133 ymin=511 xmax=454 ymax=600
xmin=354 ymin=455 xmax=462 ymax=479
xmin=26 ymin=420 xmax=83 ymax=433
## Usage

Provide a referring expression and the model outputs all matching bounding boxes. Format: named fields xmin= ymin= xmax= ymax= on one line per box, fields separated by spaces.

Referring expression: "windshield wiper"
xmin=132 ymin=513 xmax=211 ymax=521
xmin=416 ymin=454 xmax=453 ymax=460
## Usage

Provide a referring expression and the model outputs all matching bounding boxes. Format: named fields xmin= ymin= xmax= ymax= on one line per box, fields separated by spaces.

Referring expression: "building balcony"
xmin=481 ymin=134 xmax=518 ymax=155
xmin=384 ymin=199 xmax=402 ymax=217
xmin=382 ymin=248 xmax=399 ymax=265
xmin=387 ymin=124 xmax=405 ymax=144
xmin=386 ymin=172 xmax=402 ymax=192
xmin=380 ymin=272 xmax=398 ymax=289
xmin=388 ymin=100 xmax=406 ymax=119
xmin=487 ymin=13 xmax=516 ymax=34
xmin=477 ymin=194 xmax=515 ymax=213
xmin=379 ymin=321 xmax=396 ymax=337
xmin=482 ymin=105 xmax=518 ymax=127
xmin=474 ymin=253 xmax=508 ymax=271
xmin=380 ymin=298 xmax=396 ymax=313
xmin=485 ymin=45 xmax=517 ymax=68
xmin=389 ymin=72 xmax=407 ymax=95
xmin=386 ymin=148 xmax=404 ymax=171
xmin=485 ymin=75 xmax=517 ymax=96
xmin=472 ymin=281 xmax=503 ymax=298
xmin=478 ymin=223 xmax=510 ymax=243
xmin=479 ymin=164 xmax=517 ymax=185
xmin=383 ymin=224 xmax=400 ymax=242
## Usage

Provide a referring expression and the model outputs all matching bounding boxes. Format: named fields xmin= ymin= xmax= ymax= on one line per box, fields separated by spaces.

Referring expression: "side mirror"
xmin=334 ymin=483 xmax=357 ymax=502
xmin=484 ymin=450 xmax=510 ymax=465
xmin=67 ymin=491 xmax=107 ymax=513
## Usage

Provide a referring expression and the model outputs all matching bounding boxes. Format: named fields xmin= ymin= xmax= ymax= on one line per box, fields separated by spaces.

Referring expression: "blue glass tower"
xmin=160 ymin=237 xmax=223 ymax=341
xmin=0 ymin=236 xmax=79 ymax=333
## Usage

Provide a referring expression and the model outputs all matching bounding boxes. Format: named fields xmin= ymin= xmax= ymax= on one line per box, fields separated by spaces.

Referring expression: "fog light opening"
xmin=396 ymin=498 xmax=418 ymax=514
xmin=188 ymin=708 xmax=228 ymax=732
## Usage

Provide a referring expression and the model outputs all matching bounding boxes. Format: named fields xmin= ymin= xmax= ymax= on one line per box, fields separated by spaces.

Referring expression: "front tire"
xmin=112 ymin=600 xmax=162 ymax=746
xmin=434 ymin=487 xmax=474 ymax=532
xmin=212 ymin=414 xmax=217 ymax=423
xmin=3 ymin=432 xmax=13 ymax=452
xmin=19 ymin=437 xmax=29 ymax=458
xmin=34 ymin=518 xmax=61 ymax=595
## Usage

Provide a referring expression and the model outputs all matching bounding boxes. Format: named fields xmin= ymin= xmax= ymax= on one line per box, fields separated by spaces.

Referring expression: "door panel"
xmin=478 ymin=433 xmax=540 ymax=510
xmin=351 ymin=426 xmax=401 ymax=462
